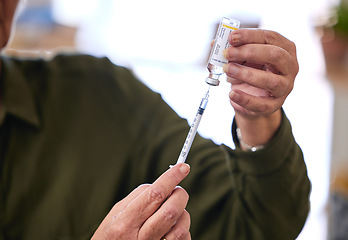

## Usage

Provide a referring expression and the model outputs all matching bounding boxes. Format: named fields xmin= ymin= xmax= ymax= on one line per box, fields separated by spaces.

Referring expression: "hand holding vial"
xmin=223 ymin=29 xmax=299 ymax=118
xmin=223 ymin=29 xmax=299 ymax=149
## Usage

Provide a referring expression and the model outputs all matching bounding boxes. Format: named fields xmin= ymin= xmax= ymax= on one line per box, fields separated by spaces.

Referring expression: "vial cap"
xmin=205 ymin=77 xmax=220 ymax=86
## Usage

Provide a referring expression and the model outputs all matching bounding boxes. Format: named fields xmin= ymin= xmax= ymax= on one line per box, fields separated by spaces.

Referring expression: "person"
xmin=0 ymin=1 xmax=311 ymax=239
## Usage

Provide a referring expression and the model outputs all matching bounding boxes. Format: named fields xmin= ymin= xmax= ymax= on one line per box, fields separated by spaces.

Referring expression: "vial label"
xmin=208 ymin=21 xmax=239 ymax=68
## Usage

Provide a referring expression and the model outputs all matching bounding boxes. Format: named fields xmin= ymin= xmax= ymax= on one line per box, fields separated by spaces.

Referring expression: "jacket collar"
xmin=0 ymin=55 xmax=40 ymax=127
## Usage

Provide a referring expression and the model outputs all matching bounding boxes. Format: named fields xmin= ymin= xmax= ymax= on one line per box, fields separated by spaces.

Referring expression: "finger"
xmin=138 ymin=186 xmax=189 ymax=239
xmin=229 ymin=29 xmax=297 ymax=55
xmin=210 ymin=39 xmax=215 ymax=48
xmin=163 ymin=209 xmax=191 ymax=240
xmin=223 ymin=44 xmax=292 ymax=76
xmin=114 ymin=163 xmax=190 ymax=229
xmin=92 ymin=184 xmax=151 ymax=239
xmin=97 ymin=184 xmax=150 ymax=224
xmin=224 ymin=63 xmax=291 ymax=98
xmin=113 ymin=184 xmax=150 ymax=211
xmin=229 ymin=89 xmax=285 ymax=115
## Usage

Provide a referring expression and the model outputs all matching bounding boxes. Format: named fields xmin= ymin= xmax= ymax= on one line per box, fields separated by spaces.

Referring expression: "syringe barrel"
xmin=199 ymin=97 xmax=208 ymax=110
xmin=176 ymin=111 xmax=203 ymax=164
xmin=176 ymin=89 xmax=209 ymax=164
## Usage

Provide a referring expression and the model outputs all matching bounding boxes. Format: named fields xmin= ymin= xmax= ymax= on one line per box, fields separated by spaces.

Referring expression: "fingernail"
xmin=179 ymin=163 xmax=190 ymax=174
xmin=223 ymin=49 xmax=228 ymax=58
xmin=224 ymin=63 xmax=238 ymax=75
xmin=230 ymin=90 xmax=240 ymax=101
xmin=223 ymin=64 xmax=229 ymax=73
xmin=230 ymin=33 xmax=241 ymax=44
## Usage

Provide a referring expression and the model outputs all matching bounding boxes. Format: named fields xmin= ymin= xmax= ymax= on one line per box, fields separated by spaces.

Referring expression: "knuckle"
xmin=243 ymin=46 xmax=254 ymax=60
xmin=288 ymin=40 xmax=297 ymax=53
xmin=286 ymin=39 xmax=298 ymax=59
xmin=240 ymin=97 xmax=254 ymax=111
xmin=283 ymin=78 xmax=292 ymax=94
xmin=293 ymin=58 xmax=299 ymax=75
xmin=138 ymin=231 xmax=150 ymax=240
xmin=269 ymin=47 xmax=285 ymax=63
xmin=261 ymin=30 xmax=278 ymax=44
xmin=243 ymin=96 xmax=251 ymax=108
xmin=268 ymin=76 xmax=281 ymax=93
xmin=148 ymin=187 xmax=167 ymax=204
xmin=162 ymin=205 xmax=179 ymax=221
xmin=269 ymin=76 xmax=291 ymax=97
xmin=289 ymin=80 xmax=294 ymax=91
xmin=259 ymin=102 xmax=270 ymax=113
xmin=243 ymin=68 xmax=254 ymax=82
xmin=173 ymin=227 xmax=188 ymax=240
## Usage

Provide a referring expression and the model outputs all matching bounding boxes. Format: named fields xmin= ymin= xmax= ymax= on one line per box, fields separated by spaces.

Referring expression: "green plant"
xmin=333 ymin=0 xmax=348 ymax=36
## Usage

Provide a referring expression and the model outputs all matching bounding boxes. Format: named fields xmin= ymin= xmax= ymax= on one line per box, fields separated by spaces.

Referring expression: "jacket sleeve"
xmin=183 ymin=110 xmax=311 ymax=240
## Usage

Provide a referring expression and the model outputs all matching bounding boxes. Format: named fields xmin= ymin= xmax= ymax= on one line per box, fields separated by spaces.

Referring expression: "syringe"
xmin=175 ymin=17 xmax=240 ymax=165
xmin=176 ymin=87 xmax=210 ymax=164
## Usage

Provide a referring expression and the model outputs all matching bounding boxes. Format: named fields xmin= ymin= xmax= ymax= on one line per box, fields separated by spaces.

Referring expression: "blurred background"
xmin=4 ymin=0 xmax=348 ymax=239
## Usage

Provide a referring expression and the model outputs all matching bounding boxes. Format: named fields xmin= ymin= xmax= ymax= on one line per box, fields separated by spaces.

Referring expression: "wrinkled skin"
xmin=223 ymin=29 xmax=298 ymax=118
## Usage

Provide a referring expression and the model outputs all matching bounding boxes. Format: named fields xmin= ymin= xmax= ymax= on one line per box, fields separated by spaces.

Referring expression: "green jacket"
xmin=0 ymin=54 xmax=310 ymax=240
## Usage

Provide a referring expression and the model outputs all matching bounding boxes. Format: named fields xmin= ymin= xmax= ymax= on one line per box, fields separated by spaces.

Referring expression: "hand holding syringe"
xmin=175 ymin=17 xmax=240 ymax=164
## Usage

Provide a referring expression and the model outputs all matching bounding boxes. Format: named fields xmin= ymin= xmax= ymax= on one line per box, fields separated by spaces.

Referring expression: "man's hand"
xmin=92 ymin=163 xmax=191 ymax=240
xmin=223 ymin=29 xmax=299 ymax=147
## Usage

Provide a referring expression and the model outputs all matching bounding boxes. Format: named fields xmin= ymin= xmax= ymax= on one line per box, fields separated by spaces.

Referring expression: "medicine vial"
xmin=206 ymin=17 xmax=240 ymax=86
